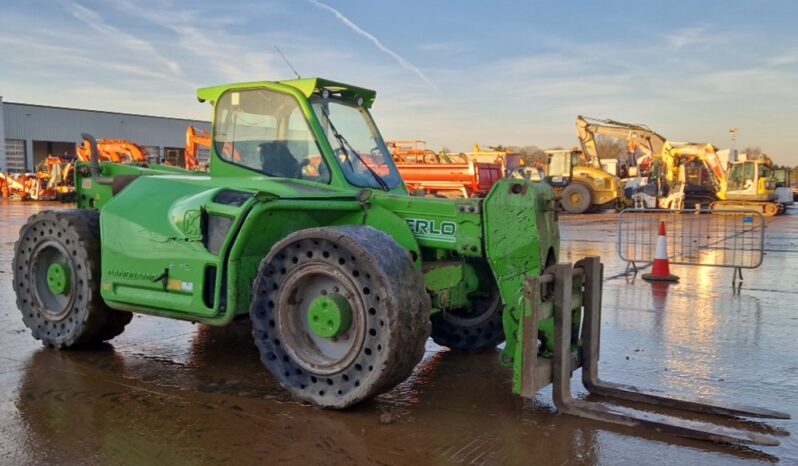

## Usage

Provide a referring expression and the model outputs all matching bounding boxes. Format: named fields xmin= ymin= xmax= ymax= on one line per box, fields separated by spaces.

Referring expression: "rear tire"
xmin=250 ymin=226 xmax=431 ymax=409
xmin=561 ymin=183 xmax=592 ymax=214
xmin=430 ymin=264 xmax=504 ymax=352
xmin=13 ymin=210 xmax=132 ymax=349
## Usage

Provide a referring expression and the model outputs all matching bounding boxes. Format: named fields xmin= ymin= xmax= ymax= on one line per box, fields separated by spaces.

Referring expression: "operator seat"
xmin=258 ymin=142 xmax=299 ymax=178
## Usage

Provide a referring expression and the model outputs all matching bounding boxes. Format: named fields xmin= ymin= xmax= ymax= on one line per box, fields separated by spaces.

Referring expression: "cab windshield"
xmin=311 ymin=97 xmax=402 ymax=190
xmin=727 ymin=161 xmax=755 ymax=191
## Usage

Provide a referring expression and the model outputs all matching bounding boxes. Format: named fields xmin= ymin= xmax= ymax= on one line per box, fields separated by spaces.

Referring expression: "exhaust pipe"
xmin=81 ymin=133 xmax=114 ymax=185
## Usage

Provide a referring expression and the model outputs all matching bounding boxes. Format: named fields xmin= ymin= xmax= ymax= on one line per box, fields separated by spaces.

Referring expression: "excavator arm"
xmin=575 ymin=115 xmax=667 ymax=163
xmin=186 ymin=126 xmax=211 ymax=170
xmin=76 ymin=139 xmax=149 ymax=164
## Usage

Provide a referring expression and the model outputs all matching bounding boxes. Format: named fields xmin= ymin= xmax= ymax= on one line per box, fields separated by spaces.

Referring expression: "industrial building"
xmin=0 ymin=97 xmax=210 ymax=172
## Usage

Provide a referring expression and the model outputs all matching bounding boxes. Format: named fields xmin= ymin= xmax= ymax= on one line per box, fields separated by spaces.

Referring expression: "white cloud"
xmin=96 ymin=0 xmax=283 ymax=83
xmin=307 ymin=0 xmax=439 ymax=91
xmin=68 ymin=3 xmax=183 ymax=76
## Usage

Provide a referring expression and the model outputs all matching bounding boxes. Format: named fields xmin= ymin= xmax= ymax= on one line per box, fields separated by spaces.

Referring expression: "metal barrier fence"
xmin=617 ymin=209 xmax=765 ymax=281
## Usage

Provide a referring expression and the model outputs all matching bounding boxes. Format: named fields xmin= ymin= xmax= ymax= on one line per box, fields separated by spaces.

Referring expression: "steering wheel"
xmin=334 ymin=147 xmax=357 ymax=171
xmin=296 ymin=159 xmax=311 ymax=179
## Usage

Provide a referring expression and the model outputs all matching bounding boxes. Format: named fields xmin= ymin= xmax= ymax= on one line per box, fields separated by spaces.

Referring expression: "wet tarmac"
xmin=1 ymin=199 xmax=796 ymax=465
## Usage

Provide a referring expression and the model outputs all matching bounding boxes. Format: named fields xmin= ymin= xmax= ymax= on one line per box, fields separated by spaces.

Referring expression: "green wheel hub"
xmin=46 ymin=262 xmax=71 ymax=295
xmin=307 ymin=294 xmax=352 ymax=339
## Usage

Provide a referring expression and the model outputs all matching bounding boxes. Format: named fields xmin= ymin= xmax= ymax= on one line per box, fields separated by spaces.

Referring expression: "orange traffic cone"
xmin=642 ymin=221 xmax=679 ymax=282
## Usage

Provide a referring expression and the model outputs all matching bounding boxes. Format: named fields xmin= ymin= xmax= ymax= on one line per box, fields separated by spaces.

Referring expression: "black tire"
xmin=56 ymin=191 xmax=78 ymax=203
xmin=250 ymin=226 xmax=431 ymax=409
xmin=561 ymin=183 xmax=592 ymax=214
xmin=13 ymin=210 xmax=132 ymax=349
xmin=430 ymin=264 xmax=504 ymax=352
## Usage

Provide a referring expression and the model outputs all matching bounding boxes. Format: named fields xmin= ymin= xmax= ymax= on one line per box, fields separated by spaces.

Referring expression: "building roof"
xmin=2 ymin=100 xmax=209 ymax=124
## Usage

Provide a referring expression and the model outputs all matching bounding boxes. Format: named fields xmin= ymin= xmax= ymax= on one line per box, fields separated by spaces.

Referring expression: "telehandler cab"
xmin=13 ymin=78 xmax=788 ymax=446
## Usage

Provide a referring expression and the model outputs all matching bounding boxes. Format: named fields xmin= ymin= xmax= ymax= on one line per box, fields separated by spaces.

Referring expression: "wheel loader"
xmin=12 ymin=78 xmax=788 ymax=446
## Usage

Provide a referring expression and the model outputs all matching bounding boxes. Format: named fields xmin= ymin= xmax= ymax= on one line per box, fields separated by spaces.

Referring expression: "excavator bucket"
xmin=520 ymin=256 xmax=790 ymax=446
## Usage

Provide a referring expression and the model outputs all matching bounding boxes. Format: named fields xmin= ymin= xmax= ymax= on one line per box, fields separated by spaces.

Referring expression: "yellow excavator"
xmin=576 ymin=115 xmax=667 ymax=177
xmin=656 ymin=141 xmax=727 ymax=209
xmin=577 ymin=116 xmax=732 ymax=209
xmin=711 ymin=154 xmax=785 ymax=216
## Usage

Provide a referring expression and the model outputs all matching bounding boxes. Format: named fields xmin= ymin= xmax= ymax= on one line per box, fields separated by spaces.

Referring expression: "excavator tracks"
xmin=710 ymin=200 xmax=784 ymax=217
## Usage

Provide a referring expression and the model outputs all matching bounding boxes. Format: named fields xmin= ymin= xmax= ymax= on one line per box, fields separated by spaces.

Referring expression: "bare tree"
xmin=595 ymin=136 xmax=627 ymax=160
xmin=507 ymin=145 xmax=548 ymax=167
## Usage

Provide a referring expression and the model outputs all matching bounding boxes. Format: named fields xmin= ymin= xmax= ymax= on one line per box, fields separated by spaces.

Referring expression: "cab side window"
xmin=214 ymin=89 xmax=330 ymax=183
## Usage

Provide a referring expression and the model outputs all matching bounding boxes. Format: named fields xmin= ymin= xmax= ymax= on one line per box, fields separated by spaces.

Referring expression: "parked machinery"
xmin=544 ymin=148 xmax=622 ymax=213
xmin=185 ymin=126 xmax=212 ymax=171
xmin=711 ymin=155 xmax=786 ymax=215
xmin=467 ymin=144 xmax=524 ymax=175
xmin=770 ymin=166 xmax=795 ymax=205
xmin=12 ymin=78 xmax=789 ymax=446
xmin=0 ymin=171 xmax=35 ymax=199
xmin=576 ymin=115 xmax=666 ymax=178
xmin=387 ymin=140 xmax=503 ymax=197
xmin=655 ymin=141 xmax=727 ymax=209
xmin=577 ymin=115 xmax=734 ymax=209
xmin=75 ymin=138 xmax=149 ymax=164
xmin=0 ymin=156 xmax=74 ymax=201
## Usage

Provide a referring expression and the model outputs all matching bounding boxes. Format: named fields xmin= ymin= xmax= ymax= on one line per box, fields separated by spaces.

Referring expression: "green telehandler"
xmin=13 ymin=78 xmax=787 ymax=445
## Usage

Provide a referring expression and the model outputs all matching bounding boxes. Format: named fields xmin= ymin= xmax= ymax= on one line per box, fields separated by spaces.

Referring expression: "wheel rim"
xmin=276 ymin=263 xmax=366 ymax=375
xmin=30 ymin=240 xmax=75 ymax=320
xmin=46 ymin=262 xmax=71 ymax=295
xmin=568 ymin=192 xmax=582 ymax=207
xmin=307 ymin=294 xmax=352 ymax=338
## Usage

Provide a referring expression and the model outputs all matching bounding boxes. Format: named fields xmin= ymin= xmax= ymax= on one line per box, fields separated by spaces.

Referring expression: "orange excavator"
xmin=1 ymin=139 xmax=149 ymax=201
xmin=185 ymin=126 xmax=211 ymax=171
xmin=76 ymin=139 xmax=149 ymax=164
xmin=386 ymin=140 xmax=503 ymax=198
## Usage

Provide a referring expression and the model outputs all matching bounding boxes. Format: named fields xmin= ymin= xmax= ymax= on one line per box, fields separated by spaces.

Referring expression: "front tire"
xmin=13 ymin=210 xmax=132 ymax=349
xmin=561 ymin=183 xmax=592 ymax=214
xmin=250 ymin=226 xmax=431 ymax=409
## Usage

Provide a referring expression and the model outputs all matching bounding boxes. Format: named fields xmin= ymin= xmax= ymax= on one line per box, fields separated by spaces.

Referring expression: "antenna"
xmin=274 ymin=45 xmax=300 ymax=79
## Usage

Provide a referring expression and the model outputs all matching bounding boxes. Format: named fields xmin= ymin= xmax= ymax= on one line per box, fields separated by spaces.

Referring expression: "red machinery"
xmin=387 ymin=140 xmax=503 ymax=197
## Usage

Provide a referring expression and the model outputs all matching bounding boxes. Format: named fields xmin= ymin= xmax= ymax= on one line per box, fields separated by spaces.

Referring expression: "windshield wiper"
xmin=322 ymin=109 xmax=391 ymax=192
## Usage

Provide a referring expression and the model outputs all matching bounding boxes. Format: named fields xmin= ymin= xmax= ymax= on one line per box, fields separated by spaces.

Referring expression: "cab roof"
xmin=196 ymin=78 xmax=377 ymax=108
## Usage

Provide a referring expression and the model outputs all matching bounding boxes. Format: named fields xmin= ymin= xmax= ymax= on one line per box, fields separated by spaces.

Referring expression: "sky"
xmin=1 ymin=0 xmax=798 ymax=164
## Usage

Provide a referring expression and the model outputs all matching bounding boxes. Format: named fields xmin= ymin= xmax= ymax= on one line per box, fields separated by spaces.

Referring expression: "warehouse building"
xmin=0 ymin=96 xmax=211 ymax=172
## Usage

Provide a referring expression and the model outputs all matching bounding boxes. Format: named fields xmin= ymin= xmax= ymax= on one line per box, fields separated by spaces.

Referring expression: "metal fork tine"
xmin=582 ymin=379 xmax=791 ymax=420
xmin=554 ymin=398 xmax=781 ymax=446
xmin=550 ymin=257 xmax=786 ymax=446
xmin=577 ymin=256 xmax=791 ymax=421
